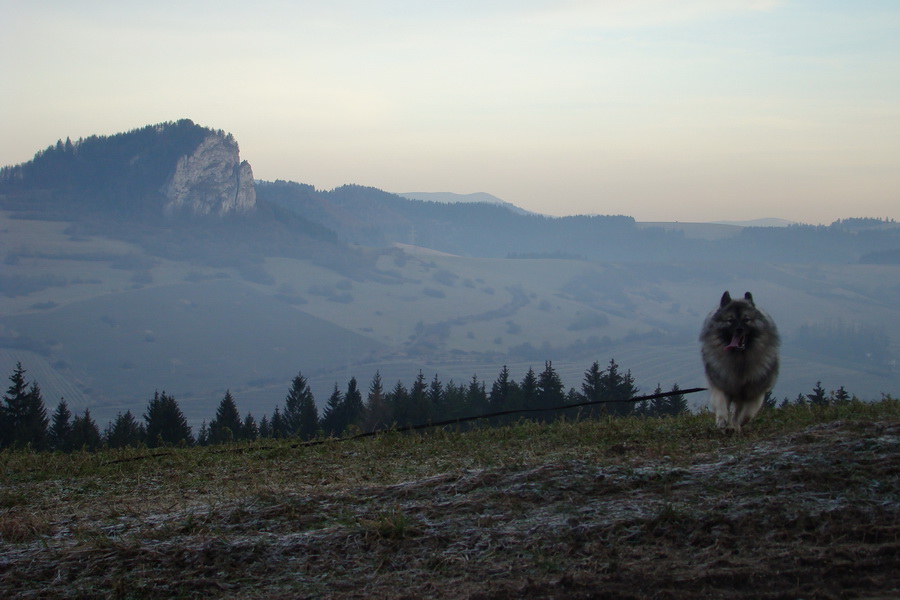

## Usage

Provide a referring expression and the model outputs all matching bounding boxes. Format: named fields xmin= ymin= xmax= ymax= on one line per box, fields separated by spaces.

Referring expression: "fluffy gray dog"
xmin=700 ymin=291 xmax=780 ymax=433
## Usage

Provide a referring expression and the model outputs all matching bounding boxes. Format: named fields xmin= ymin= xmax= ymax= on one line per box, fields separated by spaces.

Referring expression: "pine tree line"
xmin=1 ymin=360 xmax=862 ymax=453
xmin=0 ymin=363 xmax=197 ymax=452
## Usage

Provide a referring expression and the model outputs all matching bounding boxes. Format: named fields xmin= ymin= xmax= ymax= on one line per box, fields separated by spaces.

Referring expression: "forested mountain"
xmin=0 ymin=120 xmax=374 ymax=277
xmin=1 ymin=120 xmax=216 ymax=217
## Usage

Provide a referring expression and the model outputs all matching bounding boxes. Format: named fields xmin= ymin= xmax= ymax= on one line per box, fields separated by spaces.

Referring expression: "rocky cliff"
xmin=162 ymin=133 xmax=256 ymax=216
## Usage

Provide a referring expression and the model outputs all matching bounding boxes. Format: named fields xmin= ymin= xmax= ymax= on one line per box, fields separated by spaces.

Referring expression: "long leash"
xmin=100 ymin=387 xmax=708 ymax=463
xmin=294 ymin=387 xmax=708 ymax=447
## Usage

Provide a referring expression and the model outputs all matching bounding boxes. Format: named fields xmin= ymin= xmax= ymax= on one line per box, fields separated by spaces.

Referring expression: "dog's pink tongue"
xmin=725 ymin=334 xmax=744 ymax=351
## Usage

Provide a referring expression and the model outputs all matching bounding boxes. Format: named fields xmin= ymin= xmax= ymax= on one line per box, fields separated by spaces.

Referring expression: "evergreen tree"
xmin=580 ymin=361 xmax=607 ymax=418
xmin=646 ymin=383 xmax=665 ymax=417
xmin=243 ymin=413 xmax=258 ymax=440
xmin=387 ymin=380 xmax=410 ymax=425
xmin=465 ymin=373 xmax=488 ymax=418
xmin=0 ymin=365 xmax=49 ymax=449
xmin=489 ymin=365 xmax=520 ymax=424
xmin=144 ymin=391 xmax=193 ymax=447
xmin=344 ymin=377 xmax=364 ymax=431
xmin=363 ymin=371 xmax=390 ymax=431
xmin=489 ymin=365 xmax=512 ymax=410
xmin=71 ymin=408 xmax=102 ymax=451
xmin=209 ymin=390 xmax=242 ymax=444
xmin=258 ymin=413 xmax=271 ymax=439
xmin=634 ymin=396 xmax=651 ymax=417
xmin=566 ymin=387 xmax=581 ymax=412
xmin=1 ymin=362 xmax=30 ymax=448
xmin=520 ymin=367 xmax=539 ymax=416
xmin=283 ymin=373 xmax=318 ymax=439
xmin=270 ymin=406 xmax=286 ymax=438
xmin=197 ymin=421 xmax=210 ymax=446
xmin=600 ymin=359 xmax=639 ymax=416
xmin=320 ymin=383 xmax=346 ymax=437
xmin=536 ymin=361 xmax=565 ymax=420
xmin=831 ymin=386 xmax=851 ymax=405
xmin=763 ymin=390 xmax=778 ymax=409
xmin=409 ymin=370 xmax=432 ymax=425
xmin=297 ymin=389 xmax=320 ymax=441
xmin=428 ymin=373 xmax=445 ymax=418
xmin=807 ymin=381 xmax=828 ymax=406
xmin=48 ymin=398 xmax=73 ymax=452
xmin=106 ymin=410 xmax=144 ymax=448
xmin=650 ymin=383 xmax=689 ymax=417
xmin=647 ymin=382 xmax=686 ymax=417
xmin=20 ymin=381 xmax=49 ymax=450
xmin=442 ymin=380 xmax=467 ymax=421
xmin=660 ymin=383 xmax=688 ymax=417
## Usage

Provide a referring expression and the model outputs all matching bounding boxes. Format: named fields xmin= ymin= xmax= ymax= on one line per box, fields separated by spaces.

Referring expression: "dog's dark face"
xmin=701 ymin=290 xmax=780 ymax=403
xmin=711 ymin=291 xmax=760 ymax=352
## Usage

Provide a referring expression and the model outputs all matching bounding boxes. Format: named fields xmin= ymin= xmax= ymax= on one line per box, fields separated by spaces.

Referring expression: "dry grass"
xmin=1 ymin=399 xmax=898 ymax=599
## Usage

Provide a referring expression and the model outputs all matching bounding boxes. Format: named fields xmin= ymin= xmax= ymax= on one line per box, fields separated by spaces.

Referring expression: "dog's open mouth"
xmin=725 ymin=333 xmax=746 ymax=351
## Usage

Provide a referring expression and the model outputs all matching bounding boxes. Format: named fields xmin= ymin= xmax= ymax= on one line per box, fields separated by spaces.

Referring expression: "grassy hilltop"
xmin=2 ymin=399 xmax=898 ymax=599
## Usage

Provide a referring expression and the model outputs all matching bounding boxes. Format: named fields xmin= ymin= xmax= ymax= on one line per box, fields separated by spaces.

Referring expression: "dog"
xmin=700 ymin=291 xmax=780 ymax=433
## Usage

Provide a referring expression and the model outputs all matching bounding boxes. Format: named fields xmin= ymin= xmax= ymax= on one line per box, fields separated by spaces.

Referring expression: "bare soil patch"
xmin=2 ymin=417 xmax=898 ymax=599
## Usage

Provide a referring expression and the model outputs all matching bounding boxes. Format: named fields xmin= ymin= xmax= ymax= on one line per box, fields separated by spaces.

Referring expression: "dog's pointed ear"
xmin=720 ymin=291 xmax=732 ymax=307
xmin=744 ymin=292 xmax=754 ymax=305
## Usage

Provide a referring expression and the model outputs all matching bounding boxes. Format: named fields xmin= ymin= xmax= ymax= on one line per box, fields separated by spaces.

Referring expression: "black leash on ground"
xmin=292 ymin=386 xmax=709 ymax=448
xmin=100 ymin=387 xmax=708 ymax=463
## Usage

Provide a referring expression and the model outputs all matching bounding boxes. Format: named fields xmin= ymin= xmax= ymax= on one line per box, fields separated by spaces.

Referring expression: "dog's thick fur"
xmin=700 ymin=291 xmax=780 ymax=433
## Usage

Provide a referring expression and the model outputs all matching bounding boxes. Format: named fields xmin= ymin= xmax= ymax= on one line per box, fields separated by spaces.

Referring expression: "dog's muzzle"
xmin=725 ymin=332 xmax=747 ymax=351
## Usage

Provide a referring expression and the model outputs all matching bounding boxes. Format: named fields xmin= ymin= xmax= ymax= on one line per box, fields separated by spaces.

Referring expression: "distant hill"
xmin=634 ymin=219 xmax=796 ymax=242
xmin=260 ymin=181 xmax=900 ymax=264
xmin=635 ymin=222 xmax=744 ymax=241
xmin=399 ymin=191 xmax=534 ymax=215
xmin=714 ymin=218 xmax=796 ymax=227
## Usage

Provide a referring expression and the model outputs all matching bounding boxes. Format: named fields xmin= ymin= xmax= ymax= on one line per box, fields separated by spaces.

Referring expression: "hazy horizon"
xmin=3 ymin=0 xmax=898 ymax=224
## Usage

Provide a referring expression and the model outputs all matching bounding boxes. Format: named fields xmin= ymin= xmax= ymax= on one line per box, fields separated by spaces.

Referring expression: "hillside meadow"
xmin=1 ymin=399 xmax=898 ymax=599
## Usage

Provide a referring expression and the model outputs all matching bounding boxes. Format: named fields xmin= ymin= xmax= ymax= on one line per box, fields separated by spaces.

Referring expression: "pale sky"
xmin=2 ymin=0 xmax=898 ymax=223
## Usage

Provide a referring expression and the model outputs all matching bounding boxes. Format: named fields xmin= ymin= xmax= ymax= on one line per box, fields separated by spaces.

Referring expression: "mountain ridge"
xmin=259 ymin=180 xmax=899 ymax=264
xmin=3 ymin=121 xmax=895 ymax=264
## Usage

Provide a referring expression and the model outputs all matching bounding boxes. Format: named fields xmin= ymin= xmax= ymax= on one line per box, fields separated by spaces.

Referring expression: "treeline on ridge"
xmin=1 ymin=360 xmax=873 ymax=453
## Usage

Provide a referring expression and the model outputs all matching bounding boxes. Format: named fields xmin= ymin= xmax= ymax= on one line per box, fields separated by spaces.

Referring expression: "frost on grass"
xmin=1 ymin=408 xmax=899 ymax=599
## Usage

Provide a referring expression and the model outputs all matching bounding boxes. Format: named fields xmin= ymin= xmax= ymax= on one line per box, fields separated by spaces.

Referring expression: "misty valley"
xmin=1 ymin=120 xmax=899 ymax=439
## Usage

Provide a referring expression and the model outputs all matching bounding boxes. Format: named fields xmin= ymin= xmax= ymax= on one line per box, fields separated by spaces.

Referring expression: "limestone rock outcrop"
xmin=162 ymin=133 xmax=256 ymax=216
